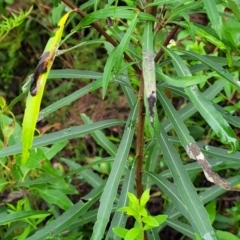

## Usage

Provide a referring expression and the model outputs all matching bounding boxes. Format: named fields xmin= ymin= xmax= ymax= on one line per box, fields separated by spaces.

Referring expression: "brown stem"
xmin=135 ymin=1 xmax=157 ymax=205
xmin=61 ymin=0 xmax=142 ymax=75
xmin=136 ymin=75 xmax=148 ymax=237
xmin=136 ymin=75 xmax=145 ymax=199
xmin=146 ymin=0 xmax=157 ymax=16
xmin=154 ymin=24 xmax=180 ymax=63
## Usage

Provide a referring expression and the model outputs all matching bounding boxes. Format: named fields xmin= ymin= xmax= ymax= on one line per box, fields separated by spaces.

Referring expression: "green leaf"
xmin=94 ymin=0 xmax=100 ymax=11
xmin=154 ymin=215 xmax=168 ymax=225
xmin=150 ymin=173 xmax=240 ymax=237
xmin=146 ymin=0 xmax=179 ymax=7
xmin=161 ymin=79 xmax=226 ymax=133
xmin=162 ymin=47 xmax=239 ymax=188
xmin=76 ymin=7 xmax=156 ymax=29
xmin=102 ymin=12 xmax=138 ymax=97
xmin=40 ymin=159 xmax=62 ymax=181
xmin=105 ymin=162 xmax=135 ymax=239
xmin=43 ymin=69 xmax=135 ymax=119
xmin=179 ymin=22 xmax=232 ymax=66
xmin=53 ymin=0 xmax=61 ymax=7
xmin=118 ymin=206 xmax=136 ymax=217
xmin=81 ymin=114 xmax=117 ymax=156
xmin=21 ymin=11 xmax=73 ymax=166
xmin=26 ymin=187 xmax=102 ymax=240
xmin=125 ymin=228 xmax=140 ymax=240
xmin=140 ymin=189 xmax=150 ymax=207
xmin=154 ymin=125 xmax=218 ymax=239
xmin=128 ymin=192 xmax=139 ymax=207
xmin=91 ymin=102 xmax=139 ymax=240
xmin=51 ymin=3 xmax=64 ymax=25
xmin=227 ymin=0 xmax=240 ymax=21
xmin=157 ymin=88 xmax=194 ymax=148
xmin=144 ymin=142 xmax=160 ymax=190
xmin=143 ymin=224 xmax=155 ymax=231
xmin=112 ymin=227 xmax=128 ymax=238
xmin=108 ymin=25 xmax=139 ymax=61
xmin=160 ymin=156 xmax=240 ymax=178
xmin=202 ymin=0 xmax=222 ymax=38
xmin=145 ymin=172 xmax=192 ymax=226
xmin=214 ymin=104 xmax=240 ymax=128
xmin=168 ymin=1 xmax=202 ymax=22
xmin=166 ymin=219 xmax=194 ymax=239
xmin=185 ymin=85 xmax=239 ymax=153
xmin=17 ymin=158 xmax=113 ymax=188
xmin=164 ymin=47 xmax=239 ymax=153
xmin=180 ymin=50 xmax=240 ymax=89
xmin=217 ymin=230 xmax=240 ymax=240
xmin=22 ymin=148 xmax=46 ymax=169
xmin=139 ymin=207 xmax=148 ymax=217
xmin=38 ymin=188 xmax=73 ymax=211
xmin=48 ymin=69 xmax=103 ymax=79
xmin=49 ymin=180 xmax=77 ymax=195
xmin=42 ymin=140 xmax=68 ymax=160
xmin=156 ymin=67 xmax=209 ymax=87
xmin=0 ymin=179 xmax=7 ymax=191
xmin=0 ymin=7 xmax=33 ymax=42
xmin=61 ymin=157 xmax=104 ymax=188
xmin=142 ymin=216 xmax=159 ymax=227
xmin=119 ymin=73 xmax=137 ymax=109
xmin=0 ymin=211 xmax=50 ymax=225
xmin=221 ymin=17 xmax=240 ymax=48
xmin=38 ymin=78 xmax=101 ymax=121
xmin=64 ymin=157 xmax=113 ymax=178
xmin=193 ymin=23 xmax=227 ymax=50
xmin=0 ymin=119 xmax=124 ymax=158
xmin=195 ymin=233 xmax=202 ymax=240
xmin=206 ymin=200 xmax=216 ymax=224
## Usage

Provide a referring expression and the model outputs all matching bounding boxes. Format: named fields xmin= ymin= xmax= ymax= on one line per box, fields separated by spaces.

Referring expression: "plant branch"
xmin=61 ymin=0 xmax=142 ymax=75
xmin=135 ymin=84 xmax=148 ymax=240
xmin=136 ymin=76 xmax=145 ymax=199
xmin=154 ymin=24 xmax=180 ymax=63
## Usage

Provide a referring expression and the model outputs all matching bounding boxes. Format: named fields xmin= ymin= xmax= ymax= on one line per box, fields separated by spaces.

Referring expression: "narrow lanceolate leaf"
xmin=158 ymin=87 xmax=239 ymax=191
xmin=102 ymin=12 xmax=138 ymax=97
xmin=142 ymin=21 xmax=156 ymax=123
xmin=163 ymin=47 xmax=240 ymax=191
xmin=81 ymin=114 xmax=117 ymax=156
xmin=21 ymin=11 xmax=73 ymax=166
xmin=0 ymin=211 xmax=49 ymax=226
xmin=156 ymin=67 xmax=210 ymax=87
xmin=163 ymin=47 xmax=239 ymax=153
xmin=105 ymin=162 xmax=135 ymax=239
xmin=26 ymin=188 xmax=102 ymax=240
xmin=227 ymin=0 xmax=240 ymax=21
xmin=154 ymin=125 xmax=218 ymax=239
xmin=180 ymin=50 xmax=240 ymax=89
xmin=202 ymin=0 xmax=222 ymax=38
xmin=185 ymin=86 xmax=239 ymax=153
xmin=157 ymin=88 xmax=194 ymax=148
xmin=76 ymin=8 xmax=156 ymax=29
xmin=1 ymin=120 xmax=123 ymax=158
xmin=91 ymin=102 xmax=139 ymax=240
